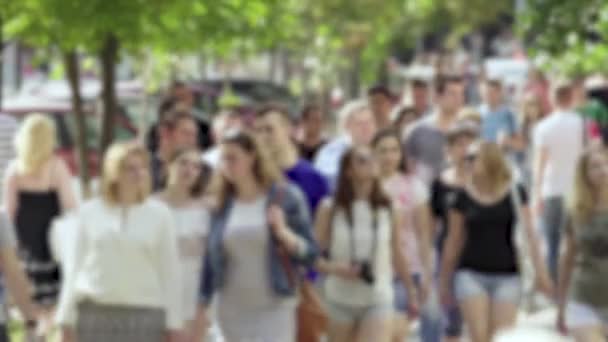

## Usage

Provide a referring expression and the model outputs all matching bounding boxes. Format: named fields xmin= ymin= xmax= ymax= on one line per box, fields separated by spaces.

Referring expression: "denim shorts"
xmin=326 ymin=300 xmax=393 ymax=324
xmin=393 ymin=275 xmax=421 ymax=313
xmin=454 ymin=269 xmax=521 ymax=304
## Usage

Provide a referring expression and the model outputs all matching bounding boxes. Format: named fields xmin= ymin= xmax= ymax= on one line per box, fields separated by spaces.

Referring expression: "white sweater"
xmin=55 ymin=198 xmax=183 ymax=329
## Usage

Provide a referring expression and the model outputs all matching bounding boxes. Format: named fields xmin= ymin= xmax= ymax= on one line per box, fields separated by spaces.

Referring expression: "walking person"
xmin=56 ymin=142 xmax=182 ymax=342
xmin=372 ymin=129 xmax=438 ymax=342
xmin=368 ymin=85 xmax=396 ymax=130
xmin=198 ymin=130 xmax=318 ymax=342
xmin=157 ymin=147 xmax=212 ymax=340
xmin=557 ymin=147 xmax=608 ymax=342
xmin=2 ymin=114 xmax=76 ymax=333
xmin=315 ymin=146 xmax=418 ymax=342
xmin=297 ymin=104 xmax=328 ymax=162
xmin=440 ymin=142 xmax=552 ymax=342
xmin=431 ymin=123 xmax=479 ymax=342
xmin=314 ymin=100 xmax=377 ymax=188
xmin=532 ymin=82 xmax=585 ymax=282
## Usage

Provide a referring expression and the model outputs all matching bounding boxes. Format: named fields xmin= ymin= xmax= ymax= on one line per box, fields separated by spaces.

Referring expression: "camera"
xmin=358 ymin=261 xmax=375 ymax=285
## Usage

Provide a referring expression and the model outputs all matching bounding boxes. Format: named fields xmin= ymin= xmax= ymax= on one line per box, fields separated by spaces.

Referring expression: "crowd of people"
xmin=0 ymin=70 xmax=606 ymax=342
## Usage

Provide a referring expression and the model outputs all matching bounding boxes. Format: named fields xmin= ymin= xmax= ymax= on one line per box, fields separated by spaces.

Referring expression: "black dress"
xmin=15 ymin=190 xmax=61 ymax=306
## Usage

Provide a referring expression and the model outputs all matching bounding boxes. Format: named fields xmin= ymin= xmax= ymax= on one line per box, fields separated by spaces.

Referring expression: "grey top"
xmin=405 ymin=115 xmax=446 ymax=185
xmin=568 ymin=211 xmax=608 ymax=310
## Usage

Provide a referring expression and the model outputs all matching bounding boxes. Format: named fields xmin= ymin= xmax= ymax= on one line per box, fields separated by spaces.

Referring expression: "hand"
xmin=419 ymin=274 xmax=432 ymax=304
xmin=406 ymin=288 xmax=420 ymax=319
xmin=556 ymin=309 xmax=568 ymax=335
xmin=267 ymin=205 xmax=288 ymax=237
xmin=332 ymin=263 xmax=361 ymax=280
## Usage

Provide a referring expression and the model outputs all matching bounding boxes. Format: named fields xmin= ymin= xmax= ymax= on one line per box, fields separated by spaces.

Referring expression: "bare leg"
xmin=489 ymin=300 xmax=518 ymax=339
xmin=329 ymin=320 xmax=356 ymax=342
xmin=356 ymin=315 xmax=393 ymax=342
xmin=459 ymin=294 xmax=491 ymax=342
xmin=392 ymin=313 xmax=409 ymax=342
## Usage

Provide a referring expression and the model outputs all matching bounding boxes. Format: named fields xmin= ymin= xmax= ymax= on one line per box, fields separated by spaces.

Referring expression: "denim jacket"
xmin=199 ymin=182 xmax=319 ymax=305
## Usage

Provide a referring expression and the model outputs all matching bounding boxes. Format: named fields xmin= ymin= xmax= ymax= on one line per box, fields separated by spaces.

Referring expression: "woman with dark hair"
xmin=315 ymin=145 xmax=417 ymax=342
xmin=372 ymin=129 xmax=437 ymax=342
xmin=157 ymin=148 xmax=211 ymax=339
xmin=198 ymin=130 xmax=318 ymax=342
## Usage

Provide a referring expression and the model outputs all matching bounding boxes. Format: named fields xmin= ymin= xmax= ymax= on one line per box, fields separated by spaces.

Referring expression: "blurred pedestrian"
xmin=391 ymin=106 xmax=418 ymax=140
xmin=199 ymin=131 xmax=318 ymax=342
xmin=405 ymin=75 xmax=464 ymax=185
xmin=254 ymin=104 xmax=329 ymax=213
xmin=516 ymin=94 xmax=544 ymax=188
xmin=56 ymin=142 xmax=182 ymax=342
xmin=0 ymin=113 xmax=18 ymax=200
xmin=151 ymin=111 xmax=199 ymax=191
xmin=314 ymin=100 xmax=377 ymax=189
xmin=297 ymin=104 xmax=328 ymax=162
xmin=372 ymin=129 xmax=438 ymax=342
xmin=410 ymin=79 xmax=431 ymax=118
xmin=478 ymin=79 xmax=518 ymax=148
xmin=532 ymin=82 xmax=585 ymax=282
xmin=157 ymin=147 xmax=212 ymax=340
xmin=440 ymin=142 xmax=552 ymax=342
xmin=3 ymin=114 xmax=76 ymax=334
xmin=525 ymin=69 xmax=552 ymax=116
xmin=557 ymin=147 xmax=608 ymax=341
xmin=457 ymin=106 xmax=482 ymax=128
xmin=202 ymin=109 xmax=244 ymax=169
xmin=368 ymin=85 xmax=396 ymax=129
xmin=315 ymin=146 xmax=417 ymax=342
xmin=431 ymin=123 xmax=479 ymax=342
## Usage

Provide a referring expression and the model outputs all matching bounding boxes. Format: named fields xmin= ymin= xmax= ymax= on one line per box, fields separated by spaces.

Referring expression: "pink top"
xmin=382 ymin=173 xmax=429 ymax=275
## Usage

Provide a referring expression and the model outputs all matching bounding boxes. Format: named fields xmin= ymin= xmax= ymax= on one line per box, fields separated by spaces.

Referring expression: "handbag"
xmin=269 ymin=184 xmax=328 ymax=342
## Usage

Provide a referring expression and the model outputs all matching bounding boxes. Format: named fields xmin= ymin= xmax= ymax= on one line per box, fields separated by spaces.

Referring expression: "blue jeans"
xmin=394 ymin=276 xmax=443 ymax=342
xmin=541 ymin=196 xmax=565 ymax=283
xmin=455 ymin=269 xmax=522 ymax=303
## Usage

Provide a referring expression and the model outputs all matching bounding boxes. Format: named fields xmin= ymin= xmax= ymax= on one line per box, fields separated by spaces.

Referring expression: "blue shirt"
xmin=285 ymin=159 xmax=329 ymax=214
xmin=479 ymin=104 xmax=518 ymax=142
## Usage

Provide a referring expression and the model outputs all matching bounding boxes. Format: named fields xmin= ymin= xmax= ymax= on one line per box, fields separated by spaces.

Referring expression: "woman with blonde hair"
xmin=3 ymin=114 xmax=75 ymax=310
xmin=557 ymin=147 xmax=608 ymax=342
xmin=198 ymin=130 xmax=318 ymax=342
xmin=440 ymin=141 xmax=552 ymax=342
xmin=56 ymin=142 xmax=182 ymax=342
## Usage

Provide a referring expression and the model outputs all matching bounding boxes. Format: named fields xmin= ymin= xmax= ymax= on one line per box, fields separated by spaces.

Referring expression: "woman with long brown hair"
xmin=198 ymin=130 xmax=318 ymax=342
xmin=315 ymin=145 xmax=417 ymax=342
xmin=557 ymin=147 xmax=608 ymax=341
xmin=439 ymin=141 xmax=551 ymax=342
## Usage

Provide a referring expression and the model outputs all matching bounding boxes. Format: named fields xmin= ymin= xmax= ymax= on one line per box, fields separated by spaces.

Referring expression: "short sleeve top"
xmin=451 ymin=185 xmax=527 ymax=274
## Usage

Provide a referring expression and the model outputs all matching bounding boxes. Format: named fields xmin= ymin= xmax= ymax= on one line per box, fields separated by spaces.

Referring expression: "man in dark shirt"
xmin=296 ymin=104 xmax=327 ymax=162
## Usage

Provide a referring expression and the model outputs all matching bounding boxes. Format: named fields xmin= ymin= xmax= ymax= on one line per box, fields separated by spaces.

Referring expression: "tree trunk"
xmin=99 ymin=33 xmax=119 ymax=155
xmin=64 ymin=51 xmax=91 ymax=198
xmin=347 ymin=48 xmax=362 ymax=99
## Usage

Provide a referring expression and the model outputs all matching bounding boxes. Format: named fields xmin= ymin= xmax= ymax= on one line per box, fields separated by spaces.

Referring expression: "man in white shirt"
xmin=313 ymin=99 xmax=377 ymax=189
xmin=532 ymin=82 xmax=584 ymax=282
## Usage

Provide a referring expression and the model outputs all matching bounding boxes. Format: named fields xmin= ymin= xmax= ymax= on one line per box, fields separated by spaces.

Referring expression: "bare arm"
xmin=3 ymin=163 xmax=19 ymax=221
xmin=54 ymin=158 xmax=77 ymax=213
xmin=391 ymin=207 xmax=417 ymax=299
xmin=314 ymin=200 xmax=336 ymax=274
xmin=0 ymin=248 xmax=38 ymax=320
xmin=522 ymin=205 xmax=552 ymax=289
xmin=413 ymin=203 xmax=434 ymax=283
xmin=439 ymin=210 xmax=466 ymax=294
xmin=532 ymin=144 xmax=549 ymax=210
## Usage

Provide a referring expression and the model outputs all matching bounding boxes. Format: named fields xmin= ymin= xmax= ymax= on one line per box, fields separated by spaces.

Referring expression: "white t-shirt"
xmin=324 ymin=199 xmax=394 ymax=307
xmin=533 ymin=111 xmax=584 ymax=198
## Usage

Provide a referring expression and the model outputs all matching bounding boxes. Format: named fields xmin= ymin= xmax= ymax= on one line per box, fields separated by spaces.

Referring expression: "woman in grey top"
xmin=558 ymin=147 xmax=608 ymax=341
xmin=199 ymin=130 xmax=318 ymax=342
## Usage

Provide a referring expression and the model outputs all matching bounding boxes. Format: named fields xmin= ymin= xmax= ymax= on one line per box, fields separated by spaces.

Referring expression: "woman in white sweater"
xmin=56 ymin=142 xmax=182 ymax=342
